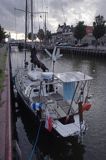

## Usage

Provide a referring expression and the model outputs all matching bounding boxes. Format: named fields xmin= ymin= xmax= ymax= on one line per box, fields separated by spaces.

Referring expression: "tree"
xmin=74 ymin=21 xmax=86 ymax=43
xmin=37 ymin=29 xmax=45 ymax=42
xmin=27 ymin=32 xmax=36 ymax=40
xmin=0 ymin=25 xmax=6 ymax=43
xmin=93 ymin=15 xmax=106 ymax=42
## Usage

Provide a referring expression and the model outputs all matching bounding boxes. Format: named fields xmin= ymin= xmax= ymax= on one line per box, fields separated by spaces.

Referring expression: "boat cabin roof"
xmin=54 ymin=72 xmax=92 ymax=83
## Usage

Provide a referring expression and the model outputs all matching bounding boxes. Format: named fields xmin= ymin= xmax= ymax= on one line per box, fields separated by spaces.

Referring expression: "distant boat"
xmin=18 ymin=43 xmax=24 ymax=51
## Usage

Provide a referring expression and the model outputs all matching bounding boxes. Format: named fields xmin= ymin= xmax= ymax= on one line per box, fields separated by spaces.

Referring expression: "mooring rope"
xmin=28 ymin=121 xmax=42 ymax=160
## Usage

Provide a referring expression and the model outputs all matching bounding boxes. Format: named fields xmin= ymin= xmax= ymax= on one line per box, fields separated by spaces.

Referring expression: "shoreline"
xmin=0 ymin=46 xmax=7 ymax=96
xmin=0 ymin=46 xmax=12 ymax=159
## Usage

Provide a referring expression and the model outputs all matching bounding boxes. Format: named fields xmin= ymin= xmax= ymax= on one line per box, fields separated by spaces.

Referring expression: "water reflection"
xmin=11 ymin=47 xmax=106 ymax=160
xmin=16 ymin=100 xmax=85 ymax=160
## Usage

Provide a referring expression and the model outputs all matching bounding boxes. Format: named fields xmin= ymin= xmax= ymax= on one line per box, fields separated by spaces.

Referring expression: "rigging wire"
xmin=44 ymin=0 xmax=48 ymax=32
xmin=33 ymin=0 xmax=38 ymax=34
xmin=34 ymin=0 xmax=42 ymax=32
xmin=42 ymin=0 xmax=44 ymax=12
xmin=27 ymin=0 xmax=30 ymax=35
xmin=32 ymin=0 xmax=48 ymax=32
xmin=44 ymin=0 xmax=48 ymax=31
xmin=14 ymin=8 xmax=17 ymax=40
xmin=24 ymin=0 xmax=28 ymax=64
xmin=42 ymin=0 xmax=44 ymax=31
xmin=61 ymin=2 xmax=67 ymax=23
xmin=36 ymin=0 xmax=40 ymax=31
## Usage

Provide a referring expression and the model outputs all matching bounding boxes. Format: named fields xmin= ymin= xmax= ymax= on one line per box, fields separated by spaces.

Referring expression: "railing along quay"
xmin=0 ymin=45 xmax=22 ymax=160
xmin=45 ymin=46 xmax=106 ymax=57
xmin=68 ymin=47 xmax=106 ymax=57
xmin=9 ymin=45 xmax=22 ymax=159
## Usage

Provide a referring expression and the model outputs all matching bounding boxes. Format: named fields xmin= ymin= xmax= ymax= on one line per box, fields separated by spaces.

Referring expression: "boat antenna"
xmin=44 ymin=46 xmax=63 ymax=73
xmin=24 ymin=0 xmax=28 ymax=67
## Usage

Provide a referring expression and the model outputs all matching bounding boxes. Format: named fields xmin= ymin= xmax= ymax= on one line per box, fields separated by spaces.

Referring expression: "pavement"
xmin=0 ymin=75 xmax=8 ymax=159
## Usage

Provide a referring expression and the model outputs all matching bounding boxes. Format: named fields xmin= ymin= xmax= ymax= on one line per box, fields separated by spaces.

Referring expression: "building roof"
xmin=86 ymin=26 xmax=93 ymax=34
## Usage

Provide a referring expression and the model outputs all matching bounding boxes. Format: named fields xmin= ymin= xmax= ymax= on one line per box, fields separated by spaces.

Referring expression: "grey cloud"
xmin=95 ymin=0 xmax=106 ymax=19
xmin=0 ymin=0 xmax=106 ymax=35
xmin=48 ymin=0 xmax=86 ymax=26
xmin=0 ymin=0 xmax=24 ymax=16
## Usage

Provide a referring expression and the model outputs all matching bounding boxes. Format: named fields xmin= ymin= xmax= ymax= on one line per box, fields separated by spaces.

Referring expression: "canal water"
xmin=11 ymin=46 xmax=106 ymax=160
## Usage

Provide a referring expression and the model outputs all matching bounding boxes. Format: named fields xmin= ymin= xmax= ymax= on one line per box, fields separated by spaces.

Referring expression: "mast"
xmin=31 ymin=0 xmax=33 ymax=48
xmin=44 ymin=13 xmax=47 ymax=36
xmin=24 ymin=0 xmax=27 ymax=65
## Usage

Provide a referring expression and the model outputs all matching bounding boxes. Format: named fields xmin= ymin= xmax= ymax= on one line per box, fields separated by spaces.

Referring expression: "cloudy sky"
xmin=0 ymin=0 xmax=105 ymax=39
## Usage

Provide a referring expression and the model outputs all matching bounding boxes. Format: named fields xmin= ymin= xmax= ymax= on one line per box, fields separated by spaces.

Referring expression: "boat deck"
xmin=32 ymin=92 xmax=72 ymax=117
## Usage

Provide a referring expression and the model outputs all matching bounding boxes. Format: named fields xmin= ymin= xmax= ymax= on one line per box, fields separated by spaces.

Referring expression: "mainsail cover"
xmin=31 ymin=47 xmax=48 ymax=72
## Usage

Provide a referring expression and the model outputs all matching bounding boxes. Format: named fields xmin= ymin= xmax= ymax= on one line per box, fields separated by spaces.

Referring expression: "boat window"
xmin=46 ymin=84 xmax=54 ymax=93
xmin=33 ymin=89 xmax=39 ymax=92
xmin=30 ymin=88 xmax=39 ymax=98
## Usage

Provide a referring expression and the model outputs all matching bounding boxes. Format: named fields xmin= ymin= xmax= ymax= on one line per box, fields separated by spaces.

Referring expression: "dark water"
xmin=11 ymin=46 xmax=106 ymax=160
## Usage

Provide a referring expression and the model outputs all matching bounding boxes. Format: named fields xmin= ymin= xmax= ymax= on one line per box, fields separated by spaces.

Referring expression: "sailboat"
xmin=14 ymin=0 xmax=93 ymax=142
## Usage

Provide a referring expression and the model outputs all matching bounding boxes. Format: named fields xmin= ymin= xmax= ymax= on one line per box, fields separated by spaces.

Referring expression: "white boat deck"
xmin=53 ymin=115 xmax=84 ymax=137
xmin=32 ymin=92 xmax=72 ymax=118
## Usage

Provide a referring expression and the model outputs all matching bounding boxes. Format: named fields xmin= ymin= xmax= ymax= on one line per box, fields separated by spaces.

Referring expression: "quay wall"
xmin=0 ymin=46 xmax=12 ymax=160
xmin=46 ymin=46 xmax=106 ymax=57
